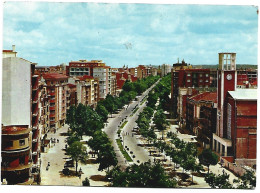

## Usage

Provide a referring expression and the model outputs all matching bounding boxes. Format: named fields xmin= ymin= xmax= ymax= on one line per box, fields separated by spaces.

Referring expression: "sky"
xmin=2 ymin=0 xmax=259 ymax=68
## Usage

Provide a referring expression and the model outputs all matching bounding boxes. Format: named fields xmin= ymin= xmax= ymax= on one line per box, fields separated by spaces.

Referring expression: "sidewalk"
xmin=40 ymin=124 xmax=108 ymax=186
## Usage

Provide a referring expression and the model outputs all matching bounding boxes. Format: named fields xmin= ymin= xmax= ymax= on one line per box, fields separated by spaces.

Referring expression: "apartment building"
xmin=237 ymin=69 xmax=258 ymax=88
xmin=137 ymin=65 xmax=148 ymax=79
xmin=161 ymin=63 xmax=172 ymax=77
xmin=171 ymin=68 xmax=211 ymax=119
xmin=42 ymin=73 xmax=68 ymax=130
xmin=67 ymin=60 xmax=113 ymax=99
xmin=77 ymin=75 xmax=99 ymax=107
xmin=2 ymin=48 xmax=40 ymax=184
xmin=38 ymin=80 xmax=50 ymax=153
xmin=68 ymin=76 xmax=99 ymax=107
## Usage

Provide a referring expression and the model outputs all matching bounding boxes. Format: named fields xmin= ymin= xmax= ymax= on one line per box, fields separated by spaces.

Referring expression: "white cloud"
xmin=3 ymin=2 xmax=258 ymax=67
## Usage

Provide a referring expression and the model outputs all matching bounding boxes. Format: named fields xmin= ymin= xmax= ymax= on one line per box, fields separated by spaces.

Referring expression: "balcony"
xmin=49 ymin=106 xmax=55 ymax=111
xmin=32 ymin=125 xmax=38 ymax=130
xmin=49 ymin=113 xmax=55 ymax=118
xmin=2 ymin=126 xmax=31 ymax=135
xmin=49 ymin=92 xmax=55 ymax=96
xmin=2 ymin=161 xmax=33 ymax=172
xmin=32 ymin=98 xmax=39 ymax=104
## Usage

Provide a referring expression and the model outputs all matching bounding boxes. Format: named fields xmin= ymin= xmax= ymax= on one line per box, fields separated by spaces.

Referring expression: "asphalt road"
xmin=103 ymin=79 xmax=160 ymax=169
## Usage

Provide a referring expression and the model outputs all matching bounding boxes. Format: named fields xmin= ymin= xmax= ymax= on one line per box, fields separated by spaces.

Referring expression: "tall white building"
xmin=161 ymin=64 xmax=172 ymax=76
xmin=93 ymin=66 xmax=109 ymax=99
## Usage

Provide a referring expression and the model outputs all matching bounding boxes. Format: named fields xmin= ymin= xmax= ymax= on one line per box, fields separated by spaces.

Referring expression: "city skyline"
xmin=3 ymin=1 xmax=258 ymax=67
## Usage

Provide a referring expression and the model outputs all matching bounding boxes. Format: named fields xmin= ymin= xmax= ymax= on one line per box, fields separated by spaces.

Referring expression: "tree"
xmin=74 ymin=103 xmax=88 ymax=137
xmin=66 ymin=132 xmax=80 ymax=146
xmin=66 ymin=105 xmax=76 ymax=129
xmin=87 ymin=131 xmax=110 ymax=154
xmin=181 ymin=155 xmax=203 ymax=183
xmin=205 ymin=172 xmax=233 ymax=188
xmin=233 ymin=170 xmax=256 ymax=189
xmin=95 ymin=103 xmax=109 ymax=122
xmin=153 ymin=109 xmax=169 ymax=139
xmin=84 ymin=106 xmax=104 ymax=135
xmin=134 ymin=82 xmax=146 ymax=95
xmin=108 ymin=161 xmax=177 ymax=187
xmin=122 ymin=80 xmax=134 ymax=92
xmin=103 ymin=94 xmax=117 ymax=116
xmin=97 ymin=144 xmax=118 ymax=171
xmin=147 ymin=91 xmax=158 ymax=108
xmin=184 ymin=142 xmax=198 ymax=157
xmin=66 ymin=141 xmax=87 ymax=174
xmin=198 ymin=149 xmax=218 ymax=174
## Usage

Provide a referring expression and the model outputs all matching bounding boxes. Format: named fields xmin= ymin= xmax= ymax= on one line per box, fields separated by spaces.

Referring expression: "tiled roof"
xmin=78 ymin=75 xmax=94 ymax=81
xmin=190 ymin=92 xmax=217 ymax=103
xmin=43 ymin=73 xmax=68 ymax=80
xmin=3 ymin=50 xmax=14 ymax=52
xmin=68 ymin=83 xmax=76 ymax=88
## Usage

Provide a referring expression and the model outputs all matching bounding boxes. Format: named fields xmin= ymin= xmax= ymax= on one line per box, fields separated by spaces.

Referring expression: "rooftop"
xmin=190 ymin=92 xmax=217 ymax=103
xmin=78 ymin=75 xmax=94 ymax=81
xmin=43 ymin=73 xmax=68 ymax=80
xmin=228 ymin=89 xmax=257 ymax=100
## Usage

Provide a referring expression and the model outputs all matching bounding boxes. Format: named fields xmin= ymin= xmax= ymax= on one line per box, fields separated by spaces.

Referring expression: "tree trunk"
xmin=207 ymin=165 xmax=210 ymax=174
xmin=162 ymin=130 xmax=164 ymax=140
xmin=76 ymin=161 xmax=78 ymax=175
xmin=192 ymin=174 xmax=193 ymax=183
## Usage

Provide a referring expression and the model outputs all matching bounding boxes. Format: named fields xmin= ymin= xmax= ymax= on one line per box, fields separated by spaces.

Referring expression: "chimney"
xmin=12 ymin=45 xmax=16 ymax=52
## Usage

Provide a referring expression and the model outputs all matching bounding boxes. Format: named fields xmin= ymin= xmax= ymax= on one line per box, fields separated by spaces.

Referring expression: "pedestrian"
xmin=57 ymin=139 xmax=59 ymax=143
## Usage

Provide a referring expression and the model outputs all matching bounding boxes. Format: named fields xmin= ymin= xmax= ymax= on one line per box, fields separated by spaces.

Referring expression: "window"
xmin=200 ymin=74 xmax=203 ymax=77
xmin=205 ymin=80 xmax=209 ymax=82
xmin=187 ymin=73 xmax=191 ymax=77
xmin=6 ymin=141 xmax=13 ymax=148
xmin=200 ymin=79 xmax=203 ymax=82
xmin=19 ymin=139 xmax=25 ymax=146
xmin=227 ymin=103 xmax=232 ymax=139
xmin=205 ymin=74 xmax=209 ymax=77
xmin=187 ymin=79 xmax=191 ymax=82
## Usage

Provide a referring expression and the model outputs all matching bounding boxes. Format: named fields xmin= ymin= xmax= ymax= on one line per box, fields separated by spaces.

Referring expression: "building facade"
xmin=2 ymin=50 xmax=40 ymax=184
xmin=212 ymin=53 xmax=257 ymax=169
xmin=67 ymin=60 xmax=113 ymax=99
xmin=186 ymin=92 xmax=217 ymax=148
xmin=42 ymin=73 xmax=68 ymax=130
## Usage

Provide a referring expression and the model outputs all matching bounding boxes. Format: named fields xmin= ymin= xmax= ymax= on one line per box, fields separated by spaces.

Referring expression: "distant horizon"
xmin=3 ymin=2 xmax=258 ymax=68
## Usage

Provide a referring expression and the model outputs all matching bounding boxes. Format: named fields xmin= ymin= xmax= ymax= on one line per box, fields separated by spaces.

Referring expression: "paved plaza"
xmin=40 ymin=125 xmax=108 ymax=186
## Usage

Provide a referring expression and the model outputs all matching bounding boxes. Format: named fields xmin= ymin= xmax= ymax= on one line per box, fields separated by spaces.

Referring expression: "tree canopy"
xmin=198 ymin=148 xmax=218 ymax=173
xmin=66 ymin=141 xmax=87 ymax=174
xmin=107 ymin=161 xmax=177 ymax=187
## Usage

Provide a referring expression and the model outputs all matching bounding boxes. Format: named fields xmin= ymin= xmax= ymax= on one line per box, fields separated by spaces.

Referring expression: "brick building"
xmin=171 ymin=68 xmax=211 ymax=119
xmin=237 ymin=69 xmax=258 ymax=89
xmin=186 ymin=92 xmax=217 ymax=148
xmin=42 ymin=73 xmax=68 ymax=130
xmin=212 ymin=53 xmax=257 ymax=169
